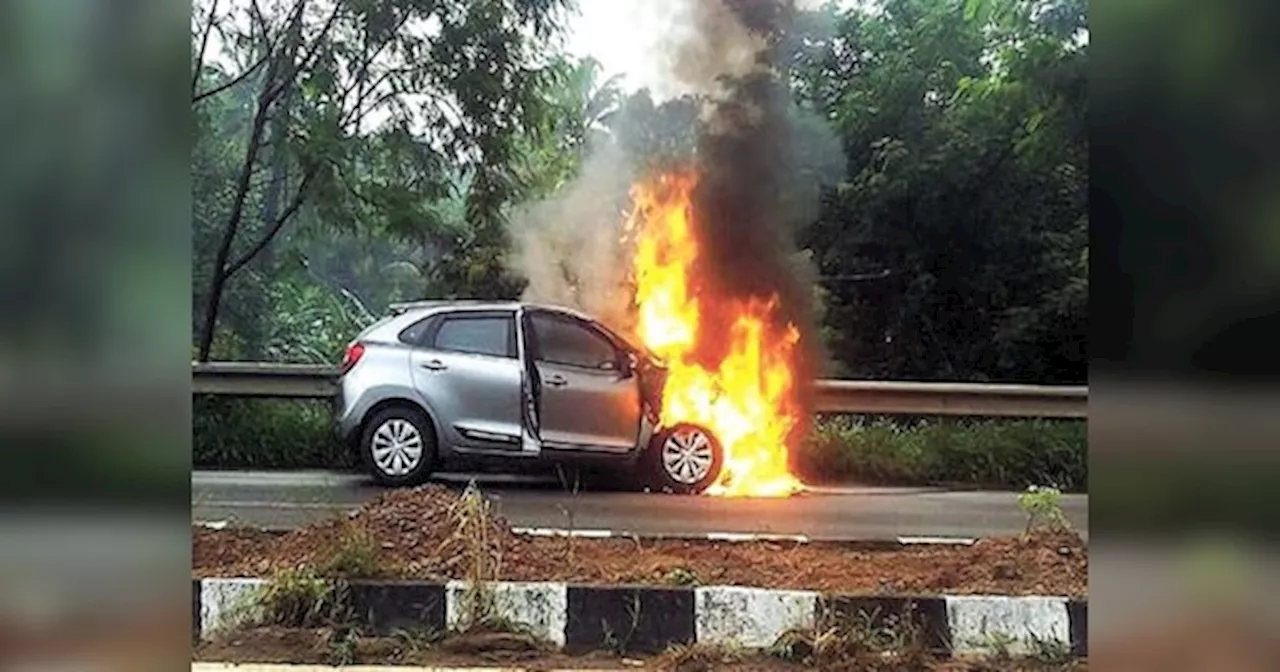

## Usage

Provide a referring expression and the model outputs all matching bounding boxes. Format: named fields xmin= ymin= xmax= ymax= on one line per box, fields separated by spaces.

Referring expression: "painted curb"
xmin=192 ymin=578 xmax=1086 ymax=658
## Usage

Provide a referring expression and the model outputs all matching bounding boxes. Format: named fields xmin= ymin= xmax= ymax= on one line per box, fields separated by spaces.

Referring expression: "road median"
xmin=193 ymin=482 xmax=1086 ymax=666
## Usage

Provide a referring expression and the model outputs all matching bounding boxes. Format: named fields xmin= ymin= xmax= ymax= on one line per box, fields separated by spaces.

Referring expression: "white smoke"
xmin=506 ymin=141 xmax=637 ymax=330
xmin=507 ymin=0 xmax=769 ymax=326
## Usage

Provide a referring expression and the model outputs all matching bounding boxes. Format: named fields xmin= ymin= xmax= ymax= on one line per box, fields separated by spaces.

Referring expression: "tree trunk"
xmin=195 ymin=63 xmax=278 ymax=362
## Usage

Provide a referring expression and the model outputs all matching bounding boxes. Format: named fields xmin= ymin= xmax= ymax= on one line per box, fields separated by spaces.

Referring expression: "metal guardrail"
xmin=193 ymin=363 xmax=338 ymax=398
xmin=193 ymin=362 xmax=1086 ymax=418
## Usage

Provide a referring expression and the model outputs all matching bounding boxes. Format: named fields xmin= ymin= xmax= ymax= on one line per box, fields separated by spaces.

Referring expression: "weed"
xmin=600 ymin=593 xmax=644 ymax=654
xmin=391 ymin=626 xmax=440 ymax=654
xmin=796 ymin=415 xmax=1086 ymax=491
xmin=773 ymin=604 xmax=933 ymax=669
xmin=318 ymin=520 xmax=382 ymax=578
xmin=447 ymin=480 xmax=506 ymax=633
xmin=1029 ymin=633 xmax=1074 ymax=665
xmin=662 ymin=567 xmax=699 ymax=586
xmin=656 ymin=641 xmax=746 ymax=671
xmin=254 ymin=566 xmax=353 ymax=628
xmin=325 ymin=626 xmax=362 ymax=665
xmin=555 ymin=464 xmax=584 ymax=568
xmin=1017 ymin=485 xmax=1070 ymax=534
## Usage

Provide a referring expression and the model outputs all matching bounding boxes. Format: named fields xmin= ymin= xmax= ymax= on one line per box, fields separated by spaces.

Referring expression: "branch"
xmin=290 ymin=0 xmax=348 ymax=84
xmin=192 ymin=53 xmax=271 ymax=104
xmin=224 ymin=166 xmax=319 ymax=279
xmin=340 ymin=64 xmax=437 ymax=131
xmin=192 ymin=0 xmax=223 ymax=99
xmin=348 ymin=9 xmax=414 ymax=96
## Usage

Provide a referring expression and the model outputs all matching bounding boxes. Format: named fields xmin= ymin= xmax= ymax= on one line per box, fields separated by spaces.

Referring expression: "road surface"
xmin=192 ymin=470 xmax=1088 ymax=541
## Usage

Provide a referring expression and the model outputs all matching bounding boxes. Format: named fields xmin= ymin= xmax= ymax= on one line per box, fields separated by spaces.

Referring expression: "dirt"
xmin=195 ymin=626 xmax=1085 ymax=670
xmin=193 ymin=484 xmax=1087 ymax=597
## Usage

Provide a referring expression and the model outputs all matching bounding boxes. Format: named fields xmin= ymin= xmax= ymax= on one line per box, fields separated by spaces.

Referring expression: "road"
xmin=192 ymin=470 xmax=1087 ymax=541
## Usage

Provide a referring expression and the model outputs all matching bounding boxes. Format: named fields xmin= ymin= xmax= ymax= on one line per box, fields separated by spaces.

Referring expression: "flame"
xmin=623 ymin=170 xmax=805 ymax=498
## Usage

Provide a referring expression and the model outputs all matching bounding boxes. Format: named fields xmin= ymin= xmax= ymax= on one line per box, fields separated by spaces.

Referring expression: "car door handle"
xmin=546 ymin=374 xmax=567 ymax=387
xmin=420 ymin=359 xmax=447 ymax=371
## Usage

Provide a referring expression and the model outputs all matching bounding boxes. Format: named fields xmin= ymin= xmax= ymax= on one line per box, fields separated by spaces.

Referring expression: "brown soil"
xmin=193 ymin=484 xmax=1087 ymax=597
xmin=195 ymin=626 xmax=1085 ymax=670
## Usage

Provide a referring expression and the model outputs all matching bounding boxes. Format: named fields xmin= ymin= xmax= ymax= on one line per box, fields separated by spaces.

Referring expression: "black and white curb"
xmin=193 ymin=578 xmax=1085 ymax=658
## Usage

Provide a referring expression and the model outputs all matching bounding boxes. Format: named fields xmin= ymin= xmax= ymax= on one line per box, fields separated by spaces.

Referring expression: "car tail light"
xmin=340 ymin=342 xmax=366 ymax=374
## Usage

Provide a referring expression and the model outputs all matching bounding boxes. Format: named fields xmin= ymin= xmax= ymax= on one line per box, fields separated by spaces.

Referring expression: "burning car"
xmin=335 ymin=300 xmax=725 ymax=493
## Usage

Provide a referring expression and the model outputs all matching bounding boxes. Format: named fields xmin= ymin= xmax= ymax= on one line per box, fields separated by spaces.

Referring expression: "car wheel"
xmin=648 ymin=423 xmax=723 ymax=494
xmin=361 ymin=405 xmax=437 ymax=487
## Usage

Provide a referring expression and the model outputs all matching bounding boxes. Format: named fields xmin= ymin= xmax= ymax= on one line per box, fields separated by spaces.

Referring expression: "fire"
xmin=623 ymin=170 xmax=805 ymax=498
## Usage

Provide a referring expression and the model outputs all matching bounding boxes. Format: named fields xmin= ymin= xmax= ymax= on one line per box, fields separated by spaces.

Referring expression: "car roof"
xmin=386 ymin=300 xmax=595 ymax=322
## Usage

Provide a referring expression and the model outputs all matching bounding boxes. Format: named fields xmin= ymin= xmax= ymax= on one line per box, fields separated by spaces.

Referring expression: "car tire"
xmin=361 ymin=405 xmax=437 ymax=487
xmin=647 ymin=423 xmax=724 ymax=495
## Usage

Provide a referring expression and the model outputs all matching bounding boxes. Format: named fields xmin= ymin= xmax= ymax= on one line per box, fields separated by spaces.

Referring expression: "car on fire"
xmin=335 ymin=300 xmax=725 ymax=493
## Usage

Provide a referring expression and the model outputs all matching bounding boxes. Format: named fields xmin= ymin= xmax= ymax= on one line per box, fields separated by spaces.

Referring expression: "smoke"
xmin=506 ymin=141 xmax=636 ymax=330
xmin=507 ymin=0 xmax=844 ymax=385
xmin=676 ymin=0 xmax=840 ymax=439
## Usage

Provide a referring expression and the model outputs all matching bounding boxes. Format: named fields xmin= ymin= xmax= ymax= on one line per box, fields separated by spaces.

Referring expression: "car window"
xmin=531 ymin=314 xmax=619 ymax=370
xmin=433 ymin=316 xmax=514 ymax=358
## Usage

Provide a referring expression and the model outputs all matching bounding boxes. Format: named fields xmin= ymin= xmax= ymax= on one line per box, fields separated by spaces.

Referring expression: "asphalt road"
xmin=192 ymin=470 xmax=1087 ymax=541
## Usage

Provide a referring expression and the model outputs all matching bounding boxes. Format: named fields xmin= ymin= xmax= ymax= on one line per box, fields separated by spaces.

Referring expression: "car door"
xmin=408 ymin=310 xmax=524 ymax=451
xmin=526 ymin=310 xmax=642 ymax=453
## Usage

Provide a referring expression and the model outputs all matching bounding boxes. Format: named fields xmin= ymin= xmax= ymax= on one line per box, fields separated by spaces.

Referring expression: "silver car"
xmin=335 ymin=301 xmax=725 ymax=493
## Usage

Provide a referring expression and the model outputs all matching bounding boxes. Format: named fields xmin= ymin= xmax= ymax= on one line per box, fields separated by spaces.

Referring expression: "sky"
xmin=562 ymin=0 xmax=865 ymax=97
xmin=563 ymin=0 xmax=665 ymax=94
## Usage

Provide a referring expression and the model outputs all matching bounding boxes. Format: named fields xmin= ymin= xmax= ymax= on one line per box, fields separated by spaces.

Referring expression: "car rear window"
xmin=397 ymin=315 xmax=436 ymax=346
xmin=433 ymin=315 xmax=515 ymax=358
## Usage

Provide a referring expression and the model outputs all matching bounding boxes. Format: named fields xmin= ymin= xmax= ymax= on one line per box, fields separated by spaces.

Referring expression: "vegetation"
xmin=193 ymin=396 xmax=1084 ymax=491
xmin=191 ymin=0 xmax=1087 ymax=481
xmin=799 ymin=415 xmax=1085 ymax=491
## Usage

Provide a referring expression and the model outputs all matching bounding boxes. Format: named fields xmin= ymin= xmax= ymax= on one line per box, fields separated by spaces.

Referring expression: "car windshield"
xmin=599 ymin=322 xmax=661 ymax=363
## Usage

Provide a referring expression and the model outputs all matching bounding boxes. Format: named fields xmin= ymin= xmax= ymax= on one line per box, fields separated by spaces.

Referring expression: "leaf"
xmin=963 ymin=0 xmax=987 ymax=23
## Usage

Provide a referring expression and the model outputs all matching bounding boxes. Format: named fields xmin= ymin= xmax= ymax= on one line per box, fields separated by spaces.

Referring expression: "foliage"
xmin=193 ymin=396 xmax=348 ymax=468
xmin=193 ymin=397 xmax=1084 ymax=491
xmin=191 ymin=0 xmax=575 ymax=361
xmin=796 ymin=415 xmax=1086 ymax=491
xmin=1017 ymin=484 xmax=1070 ymax=533
xmin=788 ymin=0 xmax=1087 ymax=383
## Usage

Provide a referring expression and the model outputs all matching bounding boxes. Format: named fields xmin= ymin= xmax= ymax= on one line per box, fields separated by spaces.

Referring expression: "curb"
xmin=193 ymin=578 xmax=1086 ymax=659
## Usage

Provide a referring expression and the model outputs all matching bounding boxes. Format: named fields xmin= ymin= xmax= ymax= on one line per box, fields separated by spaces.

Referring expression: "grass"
xmin=193 ymin=396 xmax=1086 ymax=492
xmin=795 ymin=414 xmax=1086 ymax=492
xmin=194 ymin=395 xmax=349 ymax=469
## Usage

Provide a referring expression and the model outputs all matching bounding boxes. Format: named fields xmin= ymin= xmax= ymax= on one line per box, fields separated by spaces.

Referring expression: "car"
xmin=334 ymin=300 xmax=725 ymax=493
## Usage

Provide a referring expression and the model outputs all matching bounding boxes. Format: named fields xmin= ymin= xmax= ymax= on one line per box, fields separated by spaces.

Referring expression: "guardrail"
xmin=193 ymin=362 xmax=1086 ymax=418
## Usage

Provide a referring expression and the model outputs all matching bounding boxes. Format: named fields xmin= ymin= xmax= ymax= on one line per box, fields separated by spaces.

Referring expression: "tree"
xmin=190 ymin=0 xmax=572 ymax=361
xmin=789 ymin=0 xmax=1087 ymax=382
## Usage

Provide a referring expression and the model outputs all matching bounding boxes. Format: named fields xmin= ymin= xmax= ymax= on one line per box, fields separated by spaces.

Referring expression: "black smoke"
xmin=682 ymin=0 xmax=828 ymax=435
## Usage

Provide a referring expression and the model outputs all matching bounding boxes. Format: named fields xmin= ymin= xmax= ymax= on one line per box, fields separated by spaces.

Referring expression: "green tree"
xmin=190 ymin=0 xmax=572 ymax=361
xmin=790 ymin=0 xmax=1086 ymax=383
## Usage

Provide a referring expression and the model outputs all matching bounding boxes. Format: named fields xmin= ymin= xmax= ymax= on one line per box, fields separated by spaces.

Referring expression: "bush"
xmin=193 ymin=395 xmax=349 ymax=469
xmin=794 ymin=415 xmax=1086 ymax=492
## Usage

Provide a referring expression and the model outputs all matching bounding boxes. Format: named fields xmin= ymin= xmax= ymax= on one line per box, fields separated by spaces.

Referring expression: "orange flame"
xmin=624 ymin=170 xmax=805 ymax=498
